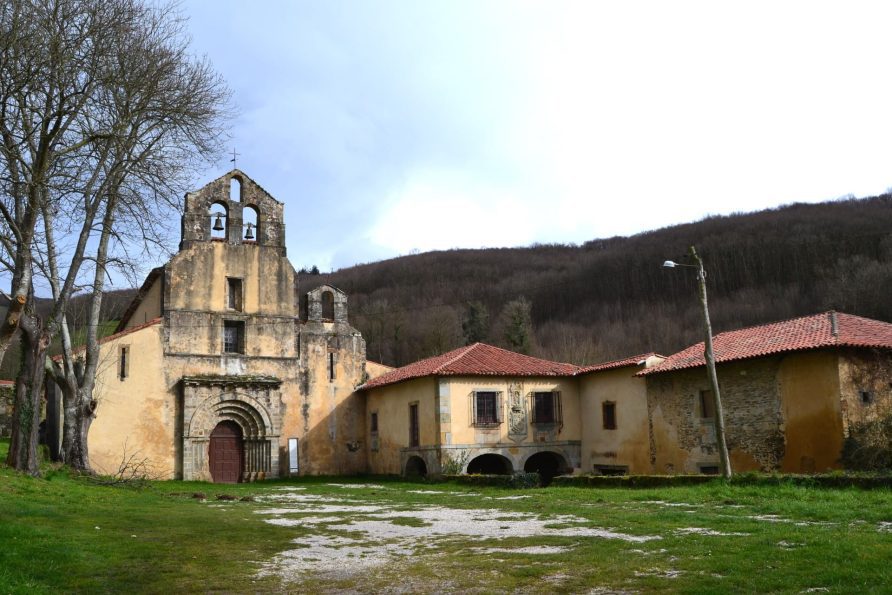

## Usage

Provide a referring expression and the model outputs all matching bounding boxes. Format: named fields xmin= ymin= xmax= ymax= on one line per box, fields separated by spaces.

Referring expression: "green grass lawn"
xmin=2 ymin=442 xmax=892 ymax=594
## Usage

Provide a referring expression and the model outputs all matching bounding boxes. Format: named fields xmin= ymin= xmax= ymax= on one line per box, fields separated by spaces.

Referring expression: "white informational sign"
xmin=288 ymin=438 xmax=299 ymax=474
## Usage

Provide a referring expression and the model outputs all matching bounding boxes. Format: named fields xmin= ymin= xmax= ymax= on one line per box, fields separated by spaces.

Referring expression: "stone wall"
xmin=839 ymin=348 xmax=892 ymax=433
xmin=647 ymin=357 xmax=786 ymax=473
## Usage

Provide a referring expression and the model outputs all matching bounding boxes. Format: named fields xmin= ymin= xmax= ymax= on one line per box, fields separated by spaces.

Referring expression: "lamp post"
xmin=663 ymin=246 xmax=732 ymax=478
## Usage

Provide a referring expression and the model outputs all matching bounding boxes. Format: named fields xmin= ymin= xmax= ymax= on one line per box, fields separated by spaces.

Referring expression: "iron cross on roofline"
xmin=230 ymin=148 xmax=240 ymax=169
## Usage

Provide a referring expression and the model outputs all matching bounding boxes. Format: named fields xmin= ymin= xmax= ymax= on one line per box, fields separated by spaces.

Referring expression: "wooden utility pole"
xmin=689 ymin=246 xmax=732 ymax=478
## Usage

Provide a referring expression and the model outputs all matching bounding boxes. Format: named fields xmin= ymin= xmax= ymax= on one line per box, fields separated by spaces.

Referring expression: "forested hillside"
xmin=301 ymin=195 xmax=892 ymax=367
xmin=4 ymin=194 xmax=891 ymax=379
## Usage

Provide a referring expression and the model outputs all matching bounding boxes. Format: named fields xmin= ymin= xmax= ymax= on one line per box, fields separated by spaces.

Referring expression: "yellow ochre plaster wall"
xmin=779 ymin=350 xmax=843 ymax=473
xmin=579 ymin=364 xmax=655 ymax=474
xmin=366 ymin=377 xmax=437 ymax=474
xmin=122 ymin=277 xmax=162 ymax=330
xmin=88 ymin=324 xmax=175 ymax=477
xmin=442 ymin=376 xmax=581 ymax=446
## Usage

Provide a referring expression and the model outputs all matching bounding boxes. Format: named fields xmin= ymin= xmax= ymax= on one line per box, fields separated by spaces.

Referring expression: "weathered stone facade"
xmin=647 ymin=358 xmax=785 ymax=473
xmin=646 ymin=347 xmax=892 ymax=474
xmin=86 ymin=170 xmax=373 ymax=481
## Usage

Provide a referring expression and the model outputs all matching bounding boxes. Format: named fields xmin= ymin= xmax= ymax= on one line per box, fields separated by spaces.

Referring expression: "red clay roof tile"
xmin=577 ymin=352 xmax=662 ymax=375
xmin=359 ymin=343 xmax=578 ymax=390
xmin=640 ymin=311 xmax=892 ymax=375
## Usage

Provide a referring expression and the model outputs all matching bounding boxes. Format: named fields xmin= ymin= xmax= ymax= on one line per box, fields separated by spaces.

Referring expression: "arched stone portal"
xmin=181 ymin=376 xmax=283 ymax=481
xmin=467 ymin=453 xmax=513 ymax=475
xmin=523 ymin=451 xmax=570 ymax=486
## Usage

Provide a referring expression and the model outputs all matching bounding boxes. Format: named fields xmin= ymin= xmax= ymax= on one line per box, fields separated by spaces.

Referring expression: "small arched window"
xmin=209 ymin=201 xmax=227 ymax=239
xmin=230 ymin=177 xmax=241 ymax=202
xmin=243 ymin=205 xmax=259 ymax=242
xmin=321 ymin=291 xmax=335 ymax=320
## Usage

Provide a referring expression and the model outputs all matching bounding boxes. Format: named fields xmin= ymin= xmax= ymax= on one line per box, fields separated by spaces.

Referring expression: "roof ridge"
xmin=576 ymin=352 xmax=661 ymax=374
xmin=711 ymin=310 xmax=839 ymax=339
xmin=434 ymin=343 xmax=480 ymax=373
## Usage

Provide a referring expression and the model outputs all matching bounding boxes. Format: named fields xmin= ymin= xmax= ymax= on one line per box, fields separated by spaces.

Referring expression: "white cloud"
xmin=370 ymin=170 xmax=538 ymax=254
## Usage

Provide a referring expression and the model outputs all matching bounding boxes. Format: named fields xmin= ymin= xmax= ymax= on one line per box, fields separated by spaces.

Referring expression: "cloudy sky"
xmin=182 ymin=1 xmax=892 ymax=272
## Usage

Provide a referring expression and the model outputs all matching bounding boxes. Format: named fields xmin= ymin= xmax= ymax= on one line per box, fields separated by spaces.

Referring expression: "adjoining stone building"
xmin=577 ymin=353 xmax=664 ymax=475
xmin=640 ymin=311 xmax=892 ymax=474
xmin=85 ymin=170 xmax=380 ymax=481
xmin=359 ymin=343 xmax=665 ymax=480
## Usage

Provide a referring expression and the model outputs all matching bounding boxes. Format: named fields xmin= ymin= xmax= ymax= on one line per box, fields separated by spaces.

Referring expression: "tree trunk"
xmin=5 ymin=313 xmax=48 ymax=475
xmin=65 ymin=387 xmax=96 ymax=472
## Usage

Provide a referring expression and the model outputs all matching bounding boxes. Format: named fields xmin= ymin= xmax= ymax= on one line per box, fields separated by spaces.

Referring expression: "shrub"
xmin=841 ymin=415 xmax=892 ymax=472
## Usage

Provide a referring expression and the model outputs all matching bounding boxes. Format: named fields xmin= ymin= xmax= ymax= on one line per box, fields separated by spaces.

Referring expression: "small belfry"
xmin=180 ymin=169 xmax=286 ymax=254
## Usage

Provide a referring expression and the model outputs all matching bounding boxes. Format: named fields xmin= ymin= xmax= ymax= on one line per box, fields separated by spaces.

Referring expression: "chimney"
xmin=830 ymin=311 xmax=839 ymax=338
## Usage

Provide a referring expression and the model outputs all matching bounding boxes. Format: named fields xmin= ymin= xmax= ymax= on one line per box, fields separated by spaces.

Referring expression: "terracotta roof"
xmin=0 ymin=379 xmax=13 ymax=386
xmin=359 ymin=343 xmax=579 ymax=390
xmin=577 ymin=352 xmax=662 ymax=375
xmin=641 ymin=311 xmax=892 ymax=376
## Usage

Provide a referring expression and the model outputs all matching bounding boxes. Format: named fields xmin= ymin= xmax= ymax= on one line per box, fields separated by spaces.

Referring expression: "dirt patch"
xmin=674 ymin=527 xmax=749 ymax=537
xmin=255 ymin=493 xmax=660 ymax=582
xmin=472 ymin=545 xmax=569 ymax=554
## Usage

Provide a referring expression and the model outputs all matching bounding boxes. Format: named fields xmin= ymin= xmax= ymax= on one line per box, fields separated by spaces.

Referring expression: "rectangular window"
xmin=227 ymin=277 xmax=243 ymax=311
xmin=223 ymin=320 xmax=245 ymax=354
xmin=699 ymin=390 xmax=715 ymax=419
xmin=472 ymin=391 xmax=501 ymax=426
xmin=860 ymin=390 xmax=874 ymax=405
xmin=602 ymin=401 xmax=617 ymax=430
xmin=409 ymin=403 xmax=419 ymax=447
xmin=329 ymin=352 xmax=336 ymax=381
xmin=118 ymin=345 xmax=129 ymax=380
xmin=699 ymin=464 xmax=720 ymax=475
xmin=370 ymin=412 xmax=379 ymax=433
xmin=532 ymin=391 xmax=562 ymax=424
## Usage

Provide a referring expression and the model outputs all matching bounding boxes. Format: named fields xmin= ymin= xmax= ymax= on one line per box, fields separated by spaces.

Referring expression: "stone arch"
xmin=209 ymin=201 xmax=228 ymax=239
xmin=523 ymin=450 xmax=570 ymax=486
xmin=230 ymin=175 xmax=242 ymax=202
xmin=243 ymin=204 xmax=259 ymax=241
xmin=321 ymin=290 xmax=334 ymax=320
xmin=466 ymin=453 xmax=513 ymax=475
xmin=188 ymin=391 xmax=273 ymax=441
xmin=404 ymin=455 xmax=428 ymax=477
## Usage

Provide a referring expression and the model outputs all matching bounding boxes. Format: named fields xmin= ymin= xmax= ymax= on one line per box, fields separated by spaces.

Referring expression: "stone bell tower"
xmin=179 ymin=169 xmax=287 ymax=256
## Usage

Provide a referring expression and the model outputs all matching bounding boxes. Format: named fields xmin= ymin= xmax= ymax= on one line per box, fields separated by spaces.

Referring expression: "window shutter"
xmin=555 ymin=391 xmax=563 ymax=428
xmin=497 ymin=391 xmax=503 ymax=423
xmin=470 ymin=392 xmax=476 ymax=426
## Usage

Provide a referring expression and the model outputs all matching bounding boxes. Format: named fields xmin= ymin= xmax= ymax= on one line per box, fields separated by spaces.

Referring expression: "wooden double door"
xmin=209 ymin=421 xmax=243 ymax=483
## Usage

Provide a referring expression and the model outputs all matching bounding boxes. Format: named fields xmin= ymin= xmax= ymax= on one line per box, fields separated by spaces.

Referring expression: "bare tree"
xmin=1 ymin=0 xmax=229 ymax=474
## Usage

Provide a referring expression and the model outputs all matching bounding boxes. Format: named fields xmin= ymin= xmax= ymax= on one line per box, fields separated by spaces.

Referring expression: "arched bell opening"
xmin=230 ymin=176 xmax=242 ymax=202
xmin=321 ymin=290 xmax=335 ymax=320
xmin=209 ymin=201 xmax=228 ymax=239
xmin=243 ymin=204 xmax=259 ymax=242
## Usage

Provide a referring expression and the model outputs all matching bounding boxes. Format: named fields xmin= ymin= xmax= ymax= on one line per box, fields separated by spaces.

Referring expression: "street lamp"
xmin=663 ymin=246 xmax=732 ymax=478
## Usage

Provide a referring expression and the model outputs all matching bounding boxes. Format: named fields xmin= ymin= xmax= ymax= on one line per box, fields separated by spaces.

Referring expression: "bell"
xmin=244 ymin=223 xmax=255 ymax=240
xmin=212 ymin=213 xmax=225 ymax=231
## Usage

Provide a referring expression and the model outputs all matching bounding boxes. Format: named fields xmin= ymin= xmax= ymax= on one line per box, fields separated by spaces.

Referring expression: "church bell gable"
xmin=179 ymin=169 xmax=287 ymax=256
